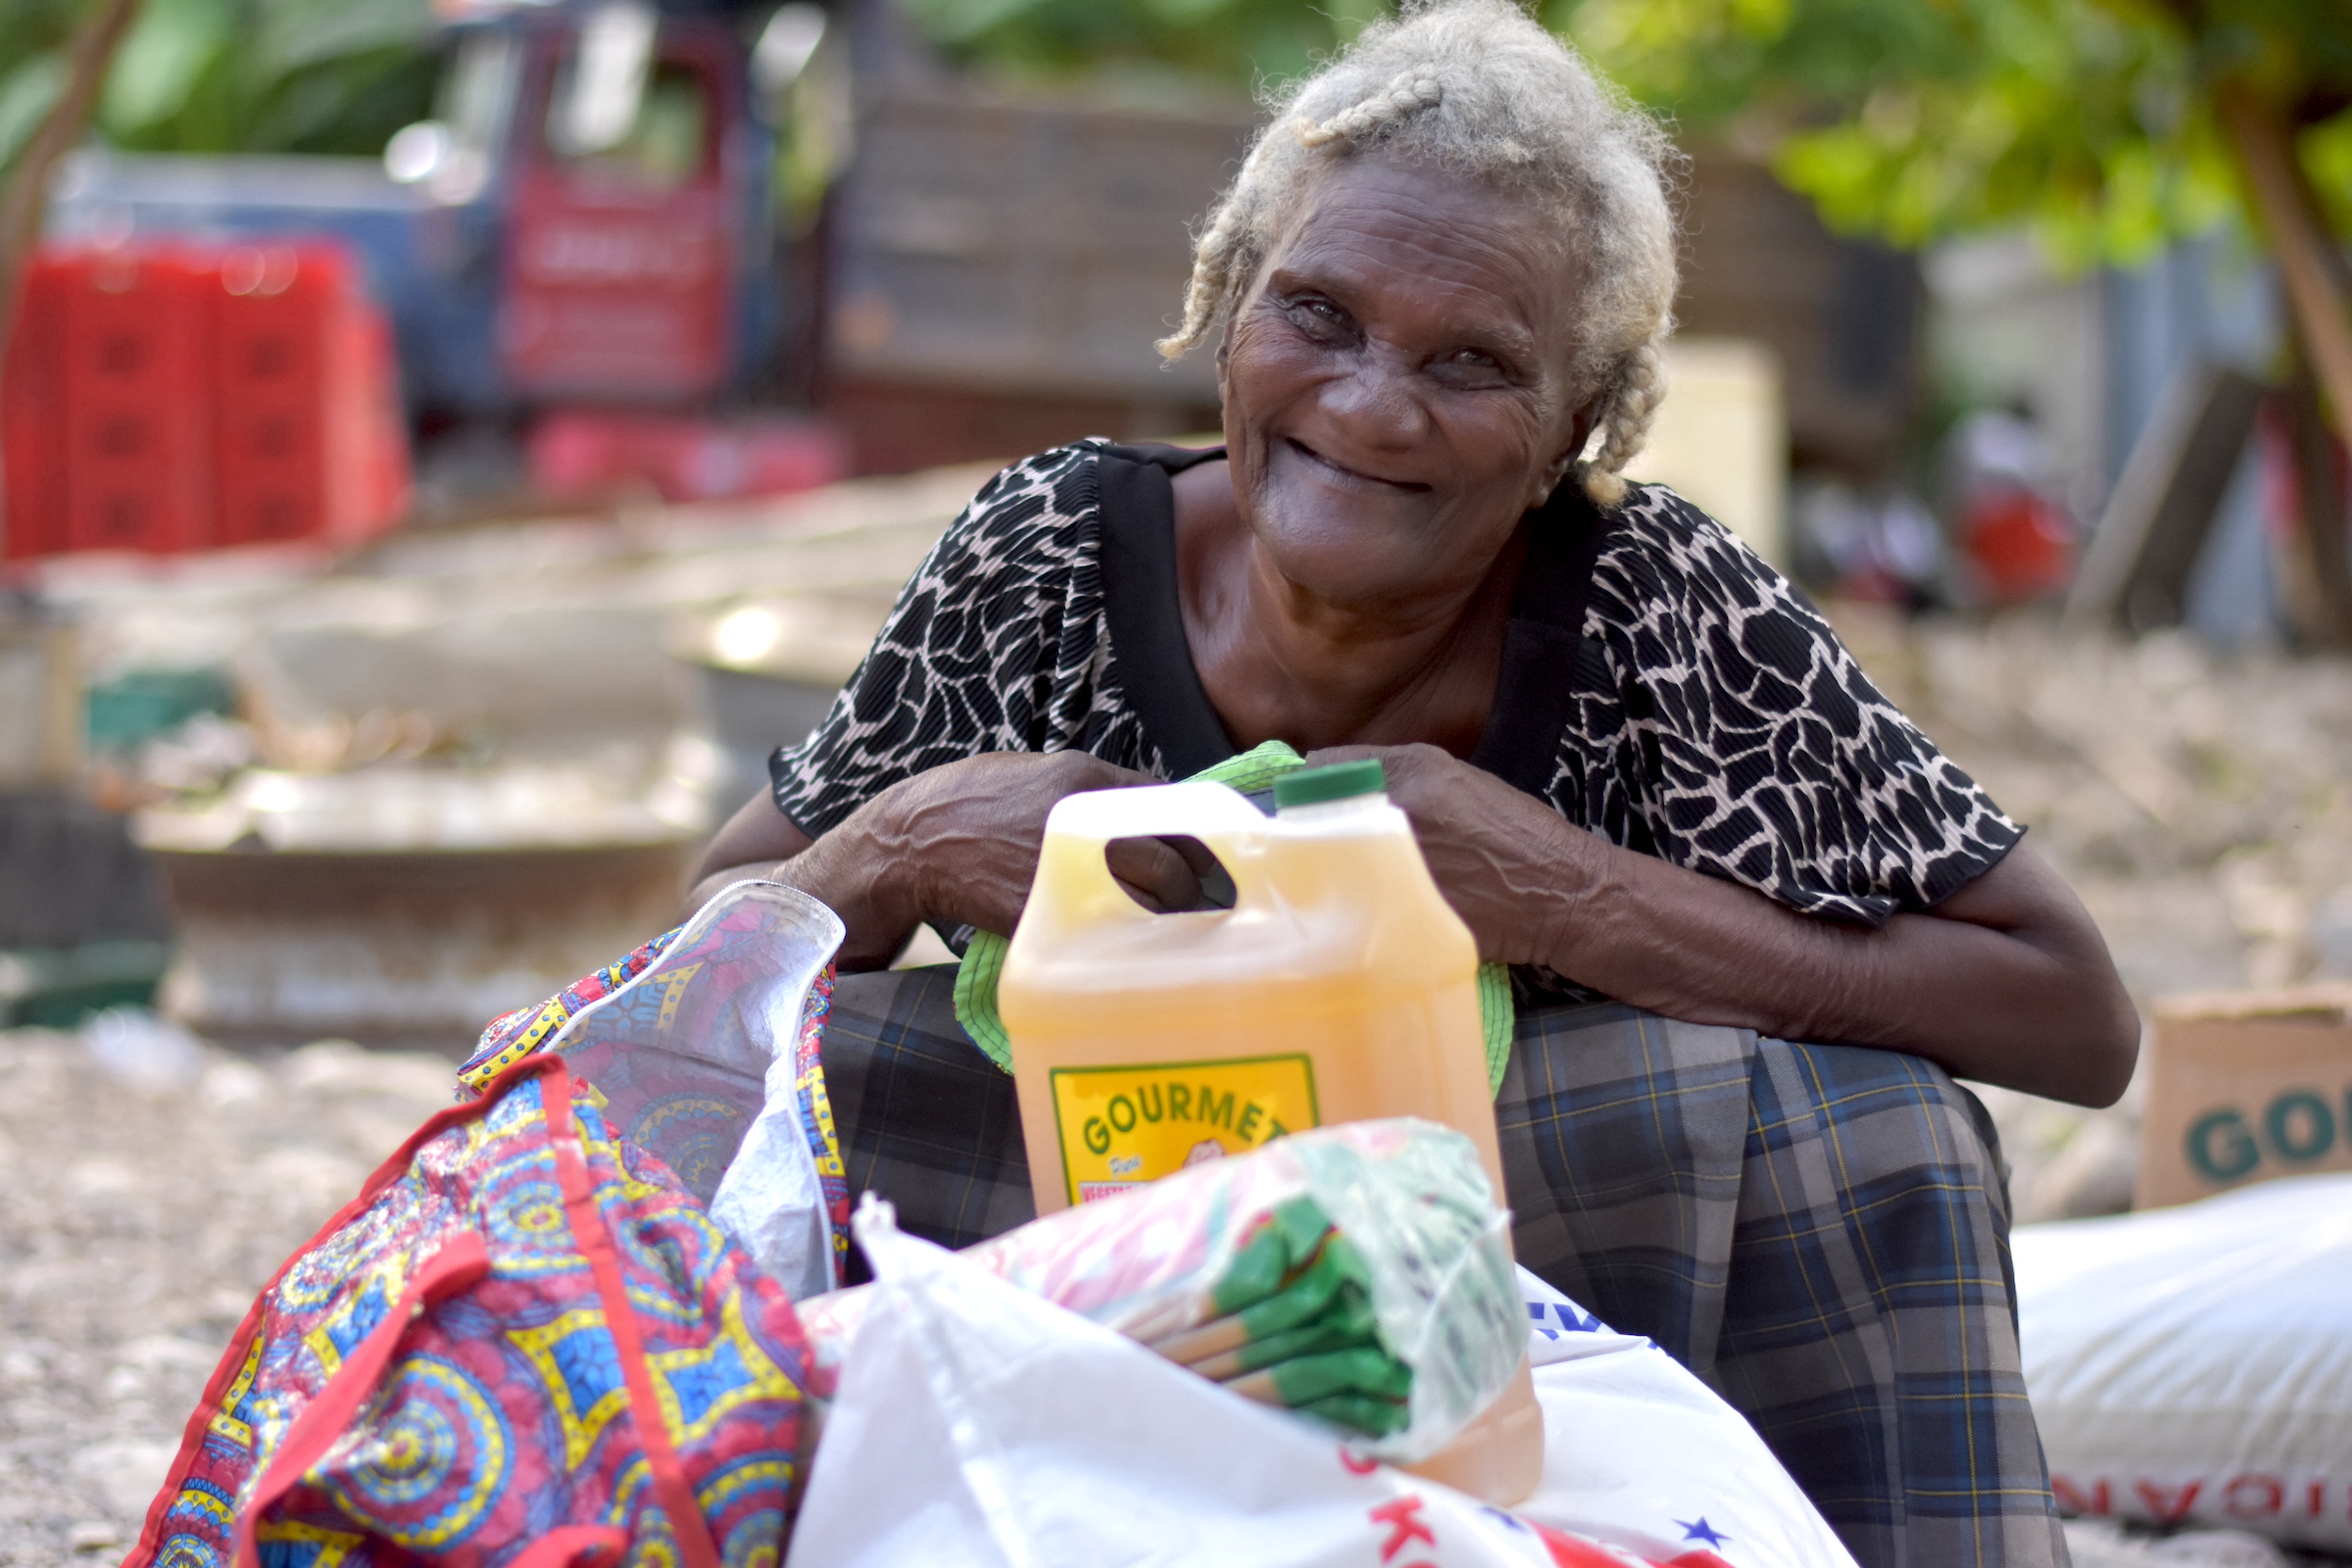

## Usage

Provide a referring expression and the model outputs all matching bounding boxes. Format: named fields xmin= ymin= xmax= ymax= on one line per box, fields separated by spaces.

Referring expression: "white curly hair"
xmin=1157 ymin=0 xmax=1680 ymax=506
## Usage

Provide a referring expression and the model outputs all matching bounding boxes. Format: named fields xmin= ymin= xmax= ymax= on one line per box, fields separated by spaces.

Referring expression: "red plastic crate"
xmin=211 ymin=244 xmax=409 ymax=549
xmin=59 ymin=249 xmax=215 ymax=554
xmin=213 ymin=244 xmax=353 ymax=546
xmin=0 ymin=240 xmax=411 ymax=561
xmin=2 ymin=257 xmax=72 ymax=561
xmin=355 ymin=311 xmax=412 ymax=530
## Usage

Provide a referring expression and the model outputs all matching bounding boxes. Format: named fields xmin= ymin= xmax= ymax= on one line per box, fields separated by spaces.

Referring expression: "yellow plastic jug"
xmin=999 ymin=759 xmax=1502 ymax=1215
xmin=1000 ymin=758 xmax=1541 ymax=1505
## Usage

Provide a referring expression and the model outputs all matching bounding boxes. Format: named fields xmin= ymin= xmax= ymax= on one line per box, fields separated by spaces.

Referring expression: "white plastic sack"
xmin=2015 ymin=1172 xmax=2352 ymax=1551
xmin=1514 ymin=1271 xmax=1858 ymax=1568
xmin=786 ymin=1200 xmax=1854 ymax=1568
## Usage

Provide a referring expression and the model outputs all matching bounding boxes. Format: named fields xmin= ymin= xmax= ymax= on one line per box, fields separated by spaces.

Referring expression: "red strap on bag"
xmin=229 ymin=1233 xmax=493 ymax=1567
xmin=131 ymin=1056 xmax=551 ymax=1567
xmin=133 ymin=1054 xmax=726 ymax=1568
xmin=542 ymin=1060 xmax=724 ymax=1568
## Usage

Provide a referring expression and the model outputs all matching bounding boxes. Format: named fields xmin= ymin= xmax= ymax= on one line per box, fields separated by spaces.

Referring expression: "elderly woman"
xmin=693 ymin=4 xmax=2132 ymax=1562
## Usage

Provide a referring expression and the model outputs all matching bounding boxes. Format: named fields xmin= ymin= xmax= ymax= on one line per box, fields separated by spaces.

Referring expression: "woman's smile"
xmin=1278 ymin=435 xmax=1431 ymax=494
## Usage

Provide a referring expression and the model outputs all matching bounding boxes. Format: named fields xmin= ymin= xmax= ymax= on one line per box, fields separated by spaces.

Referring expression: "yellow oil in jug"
xmin=998 ymin=760 xmax=1503 ymax=1213
xmin=999 ymin=758 xmax=1538 ymax=1504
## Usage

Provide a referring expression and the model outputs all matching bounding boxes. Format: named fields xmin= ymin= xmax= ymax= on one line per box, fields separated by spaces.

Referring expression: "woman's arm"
xmin=686 ymin=753 xmax=1201 ymax=971
xmin=1332 ymin=743 xmax=2139 ymax=1106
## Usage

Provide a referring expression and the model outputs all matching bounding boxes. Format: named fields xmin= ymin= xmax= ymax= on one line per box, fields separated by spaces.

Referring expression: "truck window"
xmin=633 ymin=67 xmax=710 ymax=185
xmin=545 ymin=38 xmax=711 ymax=196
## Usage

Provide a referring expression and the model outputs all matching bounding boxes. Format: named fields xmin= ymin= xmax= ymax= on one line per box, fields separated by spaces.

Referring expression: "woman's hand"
xmin=868 ymin=751 xmax=1206 ymax=939
xmin=1299 ymin=742 xmax=1593 ymax=964
xmin=689 ymin=753 xmax=1200 ymax=970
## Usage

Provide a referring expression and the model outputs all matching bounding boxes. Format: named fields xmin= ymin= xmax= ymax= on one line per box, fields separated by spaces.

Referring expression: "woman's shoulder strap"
xmin=1098 ymin=440 xmax=1228 ymax=476
xmin=1468 ymin=482 xmax=1622 ymax=799
xmin=1092 ymin=442 xmax=1236 ymax=777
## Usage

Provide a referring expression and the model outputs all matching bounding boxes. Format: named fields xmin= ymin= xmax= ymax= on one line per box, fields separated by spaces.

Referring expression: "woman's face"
xmin=1219 ymin=156 xmax=1594 ymax=612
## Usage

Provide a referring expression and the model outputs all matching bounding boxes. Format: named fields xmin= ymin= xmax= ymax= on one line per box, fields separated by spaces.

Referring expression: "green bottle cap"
xmin=1273 ymin=759 xmax=1387 ymax=809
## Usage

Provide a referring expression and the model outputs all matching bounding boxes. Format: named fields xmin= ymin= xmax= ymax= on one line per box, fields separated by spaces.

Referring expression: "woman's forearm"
xmin=1310 ymin=740 xmax=2138 ymax=1104
xmin=685 ymin=750 xmax=1173 ymax=971
xmin=1524 ymin=823 xmax=2139 ymax=1104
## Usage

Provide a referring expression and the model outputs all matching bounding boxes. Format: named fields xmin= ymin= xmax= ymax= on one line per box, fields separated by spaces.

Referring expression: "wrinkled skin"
xmin=693 ymin=155 xmax=2138 ymax=1106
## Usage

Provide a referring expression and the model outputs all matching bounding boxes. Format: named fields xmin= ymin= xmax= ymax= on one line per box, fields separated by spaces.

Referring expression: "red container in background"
xmin=356 ymin=312 xmax=413 ymax=529
xmin=2 ymin=257 xmax=73 ymax=562
xmin=212 ymin=244 xmax=409 ymax=547
xmin=213 ymin=244 xmax=345 ymax=546
xmin=0 ymin=240 xmax=409 ymax=562
xmin=60 ymin=249 xmax=216 ymax=554
xmin=528 ymin=409 xmax=846 ymax=504
xmin=1961 ymin=485 xmax=2077 ymax=607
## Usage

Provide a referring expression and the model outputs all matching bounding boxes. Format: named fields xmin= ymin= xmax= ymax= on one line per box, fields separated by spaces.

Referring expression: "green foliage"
xmin=2312 ymin=112 xmax=2352 ymax=237
xmin=1552 ymin=0 xmax=2346 ymax=267
xmin=0 ymin=0 xmax=439 ymax=186
xmin=903 ymin=0 xmax=2352 ymax=264
xmin=0 ymin=0 xmax=84 ymax=172
xmin=894 ymin=0 xmax=1384 ymax=98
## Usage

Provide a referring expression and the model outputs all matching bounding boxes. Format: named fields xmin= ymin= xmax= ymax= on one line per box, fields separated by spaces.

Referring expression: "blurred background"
xmin=0 ymin=0 xmax=2347 ymax=1555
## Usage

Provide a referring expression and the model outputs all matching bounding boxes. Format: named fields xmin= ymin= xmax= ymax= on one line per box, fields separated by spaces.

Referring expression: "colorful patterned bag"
xmin=127 ymin=883 xmax=846 ymax=1568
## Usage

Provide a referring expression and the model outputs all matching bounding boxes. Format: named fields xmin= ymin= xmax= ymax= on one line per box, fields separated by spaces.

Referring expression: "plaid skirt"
xmin=818 ymin=965 xmax=2067 ymax=1568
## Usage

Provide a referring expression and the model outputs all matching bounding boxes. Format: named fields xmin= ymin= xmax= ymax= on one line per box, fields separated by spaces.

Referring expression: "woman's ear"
xmin=1532 ymin=400 xmax=1603 ymax=507
xmin=1214 ymin=316 xmax=1235 ymax=401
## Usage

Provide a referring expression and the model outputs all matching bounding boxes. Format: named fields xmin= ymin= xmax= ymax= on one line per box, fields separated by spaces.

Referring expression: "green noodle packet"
xmin=796 ymin=1119 xmax=1524 ymax=1461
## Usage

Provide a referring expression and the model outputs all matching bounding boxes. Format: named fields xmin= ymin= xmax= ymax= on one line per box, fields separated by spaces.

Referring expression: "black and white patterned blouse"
xmin=770 ymin=439 xmax=2021 ymax=940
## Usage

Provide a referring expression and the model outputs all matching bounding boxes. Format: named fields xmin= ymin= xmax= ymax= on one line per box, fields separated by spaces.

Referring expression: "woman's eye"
xmin=1434 ymin=347 xmax=1510 ymax=383
xmin=1289 ymin=297 xmax=1347 ymax=331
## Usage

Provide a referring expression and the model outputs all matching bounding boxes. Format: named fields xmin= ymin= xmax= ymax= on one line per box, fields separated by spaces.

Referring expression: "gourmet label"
xmin=1048 ymin=1054 xmax=1319 ymax=1206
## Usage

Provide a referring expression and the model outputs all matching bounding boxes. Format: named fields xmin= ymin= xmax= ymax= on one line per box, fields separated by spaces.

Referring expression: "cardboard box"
xmin=1627 ymin=337 xmax=1788 ymax=569
xmin=2138 ymin=986 xmax=2352 ymax=1209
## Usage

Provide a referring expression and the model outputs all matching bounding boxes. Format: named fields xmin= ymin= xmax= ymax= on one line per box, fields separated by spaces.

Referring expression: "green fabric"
xmin=951 ymin=739 xmax=1516 ymax=1092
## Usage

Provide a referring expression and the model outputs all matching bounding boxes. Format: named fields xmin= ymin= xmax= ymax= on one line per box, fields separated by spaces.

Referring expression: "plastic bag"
xmin=2015 ymin=1172 xmax=2352 ymax=1551
xmin=786 ymin=1195 xmax=1847 ymax=1568
xmin=707 ymin=1007 xmax=839 ymax=1299
xmin=801 ymin=1118 xmax=1523 ymax=1461
xmin=514 ymin=877 xmax=847 ymax=1296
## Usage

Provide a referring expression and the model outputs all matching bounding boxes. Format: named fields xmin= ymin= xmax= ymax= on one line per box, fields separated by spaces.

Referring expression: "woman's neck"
xmin=1170 ymin=459 xmax=1522 ymax=757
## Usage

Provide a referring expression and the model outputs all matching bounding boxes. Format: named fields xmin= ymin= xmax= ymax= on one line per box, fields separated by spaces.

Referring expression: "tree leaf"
xmin=101 ymin=0 xmax=234 ymax=133
xmin=0 ymin=53 xmax=66 ymax=174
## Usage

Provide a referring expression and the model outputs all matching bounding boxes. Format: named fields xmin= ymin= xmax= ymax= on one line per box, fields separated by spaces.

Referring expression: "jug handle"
xmin=1015 ymin=781 xmax=1272 ymax=939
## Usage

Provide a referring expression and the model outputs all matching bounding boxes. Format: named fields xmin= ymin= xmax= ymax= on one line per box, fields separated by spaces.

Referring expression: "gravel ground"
xmin=8 ymin=611 xmax=2352 ymax=1562
xmin=0 ymin=1029 xmax=454 ymax=1563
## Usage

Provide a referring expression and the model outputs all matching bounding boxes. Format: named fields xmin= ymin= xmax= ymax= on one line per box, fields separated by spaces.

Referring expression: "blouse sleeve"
xmin=1593 ymin=486 xmax=2023 ymax=926
xmin=766 ymin=442 xmax=1102 ymax=840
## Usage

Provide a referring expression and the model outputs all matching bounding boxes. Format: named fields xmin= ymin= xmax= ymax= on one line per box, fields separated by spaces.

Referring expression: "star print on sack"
xmin=1675 ymin=1517 xmax=1731 ymax=1547
xmin=1527 ymin=1298 xmax=1605 ymax=1339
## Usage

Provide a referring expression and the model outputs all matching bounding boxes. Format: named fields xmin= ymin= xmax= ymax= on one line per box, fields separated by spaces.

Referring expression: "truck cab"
xmin=47 ymin=1 xmax=791 ymax=417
